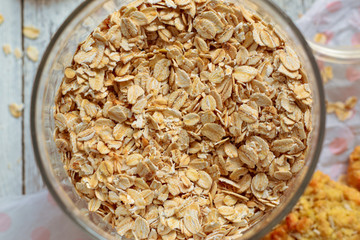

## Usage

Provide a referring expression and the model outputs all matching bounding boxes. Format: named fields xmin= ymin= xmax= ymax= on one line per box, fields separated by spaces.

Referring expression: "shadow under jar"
xmin=31 ymin=0 xmax=325 ymax=239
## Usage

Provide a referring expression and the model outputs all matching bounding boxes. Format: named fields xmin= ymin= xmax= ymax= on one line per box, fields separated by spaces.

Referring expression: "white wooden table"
xmin=0 ymin=0 xmax=316 ymax=197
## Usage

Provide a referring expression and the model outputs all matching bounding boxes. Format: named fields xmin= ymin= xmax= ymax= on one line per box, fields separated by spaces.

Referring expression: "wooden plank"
xmin=0 ymin=0 xmax=23 ymax=197
xmin=23 ymin=0 xmax=83 ymax=194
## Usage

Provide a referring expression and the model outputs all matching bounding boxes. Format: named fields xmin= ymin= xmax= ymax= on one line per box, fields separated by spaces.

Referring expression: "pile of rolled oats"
xmin=54 ymin=0 xmax=313 ymax=239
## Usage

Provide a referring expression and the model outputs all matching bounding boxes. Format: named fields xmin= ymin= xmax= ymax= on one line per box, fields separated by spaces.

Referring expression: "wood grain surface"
xmin=0 ymin=0 xmax=23 ymax=197
xmin=0 ymin=0 xmax=316 ymax=197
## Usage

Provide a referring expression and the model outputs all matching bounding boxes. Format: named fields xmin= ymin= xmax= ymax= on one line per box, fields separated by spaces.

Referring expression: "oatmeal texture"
xmin=263 ymin=171 xmax=360 ymax=240
xmin=54 ymin=0 xmax=312 ymax=239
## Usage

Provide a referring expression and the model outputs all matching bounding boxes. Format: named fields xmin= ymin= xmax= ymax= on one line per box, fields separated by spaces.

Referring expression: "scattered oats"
xmin=14 ymin=48 xmax=22 ymax=59
xmin=26 ymin=46 xmax=39 ymax=62
xmin=327 ymin=96 xmax=357 ymax=121
xmin=9 ymin=103 xmax=24 ymax=118
xmin=2 ymin=44 xmax=12 ymax=55
xmin=53 ymin=0 xmax=312 ymax=238
xmin=23 ymin=25 xmax=40 ymax=39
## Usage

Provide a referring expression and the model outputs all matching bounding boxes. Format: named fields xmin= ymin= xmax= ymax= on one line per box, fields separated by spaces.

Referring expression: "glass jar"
xmin=30 ymin=0 xmax=325 ymax=239
xmin=296 ymin=0 xmax=360 ymax=180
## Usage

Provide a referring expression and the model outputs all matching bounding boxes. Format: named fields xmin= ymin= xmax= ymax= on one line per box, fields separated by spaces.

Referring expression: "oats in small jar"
xmin=54 ymin=0 xmax=313 ymax=238
xmin=327 ymin=96 xmax=358 ymax=121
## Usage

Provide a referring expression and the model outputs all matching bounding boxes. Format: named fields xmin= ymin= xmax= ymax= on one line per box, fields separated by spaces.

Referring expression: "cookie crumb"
xmin=348 ymin=146 xmax=360 ymax=190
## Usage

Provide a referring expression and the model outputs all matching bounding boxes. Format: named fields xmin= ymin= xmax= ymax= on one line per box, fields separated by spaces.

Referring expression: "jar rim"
xmin=308 ymin=40 xmax=360 ymax=63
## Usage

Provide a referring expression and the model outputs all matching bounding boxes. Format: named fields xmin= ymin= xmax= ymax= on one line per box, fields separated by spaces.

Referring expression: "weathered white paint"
xmin=0 ymin=0 xmax=316 ymax=196
xmin=0 ymin=0 xmax=24 ymax=197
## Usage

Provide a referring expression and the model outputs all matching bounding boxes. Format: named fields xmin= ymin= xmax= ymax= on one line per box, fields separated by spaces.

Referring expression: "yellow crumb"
xmin=264 ymin=171 xmax=360 ymax=240
xmin=348 ymin=146 xmax=360 ymax=190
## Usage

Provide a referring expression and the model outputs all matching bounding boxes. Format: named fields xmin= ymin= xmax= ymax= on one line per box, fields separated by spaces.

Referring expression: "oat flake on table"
xmin=9 ymin=103 xmax=24 ymax=118
xmin=26 ymin=46 xmax=39 ymax=62
xmin=2 ymin=44 xmax=12 ymax=55
xmin=0 ymin=14 xmax=4 ymax=25
xmin=53 ymin=0 xmax=313 ymax=239
xmin=23 ymin=25 xmax=40 ymax=39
